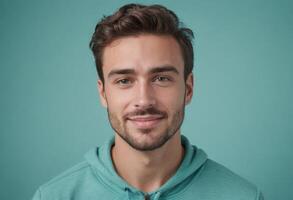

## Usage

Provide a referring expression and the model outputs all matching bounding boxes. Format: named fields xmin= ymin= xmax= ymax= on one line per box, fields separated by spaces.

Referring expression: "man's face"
xmin=98 ymin=34 xmax=193 ymax=151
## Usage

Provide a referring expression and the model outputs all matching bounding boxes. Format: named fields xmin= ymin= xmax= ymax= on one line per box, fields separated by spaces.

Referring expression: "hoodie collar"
xmin=85 ymin=135 xmax=207 ymax=198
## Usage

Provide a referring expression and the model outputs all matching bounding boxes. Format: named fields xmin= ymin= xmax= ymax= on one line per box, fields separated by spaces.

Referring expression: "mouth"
xmin=127 ymin=115 xmax=165 ymax=129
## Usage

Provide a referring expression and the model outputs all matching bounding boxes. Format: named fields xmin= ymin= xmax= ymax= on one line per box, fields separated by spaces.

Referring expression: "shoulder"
xmin=41 ymin=161 xmax=90 ymax=188
xmin=190 ymin=159 xmax=262 ymax=199
xmin=203 ymin=159 xmax=255 ymax=187
xmin=36 ymin=161 xmax=97 ymax=199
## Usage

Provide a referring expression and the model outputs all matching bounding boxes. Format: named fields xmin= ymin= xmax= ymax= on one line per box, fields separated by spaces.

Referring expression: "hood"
xmin=85 ymin=135 xmax=207 ymax=199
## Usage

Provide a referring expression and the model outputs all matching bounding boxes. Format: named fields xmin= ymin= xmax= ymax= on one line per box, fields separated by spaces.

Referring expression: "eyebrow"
xmin=107 ymin=65 xmax=179 ymax=78
xmin=149 ymin=66 xmax=179 ymax=75
xmin=108 ymin=69 xmax=136 ymax=78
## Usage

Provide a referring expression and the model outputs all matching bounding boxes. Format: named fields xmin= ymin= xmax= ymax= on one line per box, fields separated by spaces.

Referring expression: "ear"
xmin=185 ymin=73 xmax=194 ymax=105
xmin=97 ymin=80 xmax=108 ymax=108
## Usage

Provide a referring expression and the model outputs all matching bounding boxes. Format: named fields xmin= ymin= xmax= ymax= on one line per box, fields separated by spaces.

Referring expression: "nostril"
xmin=134 ymin=103 xmax=155 ymax=108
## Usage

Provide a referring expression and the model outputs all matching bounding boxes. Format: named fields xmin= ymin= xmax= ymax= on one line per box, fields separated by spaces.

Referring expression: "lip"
xmin=127 ymin=115 xmax=164 ymax=129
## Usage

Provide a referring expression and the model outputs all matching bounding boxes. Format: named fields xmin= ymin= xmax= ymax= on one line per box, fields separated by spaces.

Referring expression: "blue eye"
xmin=117 ymin=79 xmax=130 ymax=84
xmin=115 ymin=78 xmax=134 ymax=88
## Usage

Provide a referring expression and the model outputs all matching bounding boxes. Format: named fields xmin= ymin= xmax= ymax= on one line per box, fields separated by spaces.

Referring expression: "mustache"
xmin=124 ymin=107 xmax=167 ymax=119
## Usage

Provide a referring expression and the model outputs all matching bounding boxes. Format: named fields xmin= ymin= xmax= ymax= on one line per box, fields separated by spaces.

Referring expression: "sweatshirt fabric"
xmin=32 ymin=135 xmax=263 ymax=200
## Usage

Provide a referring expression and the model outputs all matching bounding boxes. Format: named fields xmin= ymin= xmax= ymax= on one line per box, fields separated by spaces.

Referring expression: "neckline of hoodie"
xmin=86 ymin=135 xmax=207 ymax=197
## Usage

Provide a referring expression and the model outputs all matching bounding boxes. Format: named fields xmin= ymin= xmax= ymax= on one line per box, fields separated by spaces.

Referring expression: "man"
xmin=33 ymin=4 xmax=263 ymax=200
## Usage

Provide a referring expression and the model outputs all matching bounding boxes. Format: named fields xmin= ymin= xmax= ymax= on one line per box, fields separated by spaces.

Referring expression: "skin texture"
xmin=98 ymin=34 xmax=193 ymax=192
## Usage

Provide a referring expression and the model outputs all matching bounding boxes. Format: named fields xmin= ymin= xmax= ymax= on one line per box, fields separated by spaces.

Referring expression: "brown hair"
xmin=89 ymin=3 xmax=194 ymax=83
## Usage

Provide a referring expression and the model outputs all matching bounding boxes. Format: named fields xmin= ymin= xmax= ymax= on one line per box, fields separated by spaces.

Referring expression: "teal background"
xmin=1 ymin=0 xmax=292 ymax=199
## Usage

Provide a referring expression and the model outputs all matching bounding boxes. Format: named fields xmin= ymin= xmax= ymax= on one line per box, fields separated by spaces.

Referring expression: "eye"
xmin=152 ymin=75 xmax=173 ymax=86
xmin=117 ymin=79 xmax=130 ymax=85
xmin=153 ymin=76 xmax=171 ymax=82
xmin=115 ymin=78 xmax=134 ymax=88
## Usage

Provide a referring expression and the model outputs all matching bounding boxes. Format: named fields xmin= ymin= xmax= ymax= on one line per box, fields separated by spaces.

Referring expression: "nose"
xmin=134 ymin=81 xmax=156 ymax=108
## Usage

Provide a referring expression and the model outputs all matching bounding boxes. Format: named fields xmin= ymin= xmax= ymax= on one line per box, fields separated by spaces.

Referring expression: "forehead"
xmin=102 ymin=34 xmax=184 ymax=76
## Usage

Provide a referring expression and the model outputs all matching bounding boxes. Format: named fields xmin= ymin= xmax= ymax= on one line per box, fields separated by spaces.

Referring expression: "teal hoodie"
xmin=32 ymin=135 xmax=263 ymax=200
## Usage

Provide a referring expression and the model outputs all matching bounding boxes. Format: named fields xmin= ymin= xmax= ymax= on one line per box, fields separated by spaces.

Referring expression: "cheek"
xmin=156 ymin=86 xmax=185 ymax=110
xmin=105 ymin=88 xmax=132 ymax=113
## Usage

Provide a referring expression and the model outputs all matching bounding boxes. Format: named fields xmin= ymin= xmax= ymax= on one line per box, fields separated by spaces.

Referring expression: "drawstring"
xmin=153 ymin=192 xmax=162 ymax=200
xmin=125 ymin=187 xmax=131 ymax=200
xmin=125 ymin=187 xmax=162 ymax=200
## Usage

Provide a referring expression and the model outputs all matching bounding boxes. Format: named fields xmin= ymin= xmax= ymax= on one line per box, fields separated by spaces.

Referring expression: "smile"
xmin=127 ymin=115 xmax=165 ymax=129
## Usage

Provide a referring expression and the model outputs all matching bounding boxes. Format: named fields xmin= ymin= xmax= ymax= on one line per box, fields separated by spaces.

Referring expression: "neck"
xmin=111 ymin=132 xmax=184 ymax=193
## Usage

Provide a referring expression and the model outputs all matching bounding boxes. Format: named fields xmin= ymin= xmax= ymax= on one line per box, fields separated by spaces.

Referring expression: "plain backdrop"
xmin=1 ymin=0 xmax=292 ymax=199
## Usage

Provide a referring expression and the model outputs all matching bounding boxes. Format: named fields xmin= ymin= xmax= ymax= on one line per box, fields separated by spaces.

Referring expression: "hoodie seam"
xmin=88 ymin=164 xmax=123 ymax=197
xmin=37 ymin=188 xmax=42 ymax=200
xmin=254 ymin=188 xmax=258 ymax=200
xmin=255 ymin=187 xmax=262 ymax=200
xmin=165 ymin=159 xmax=208 ymax=200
